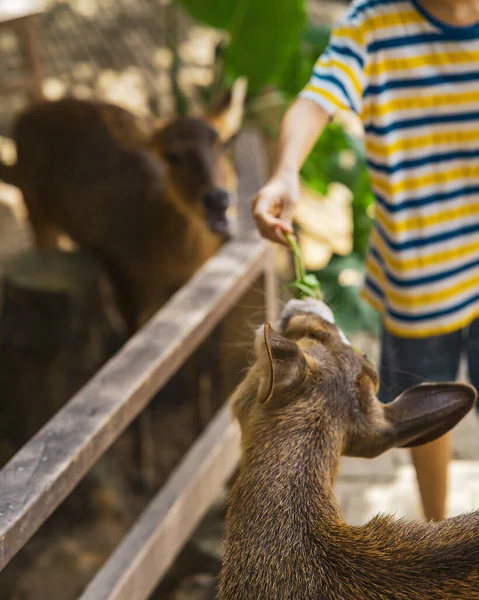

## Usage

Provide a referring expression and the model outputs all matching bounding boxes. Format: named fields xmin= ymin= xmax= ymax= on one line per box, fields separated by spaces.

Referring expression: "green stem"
xmin=285 ymin=233 xmax=322 ymax=300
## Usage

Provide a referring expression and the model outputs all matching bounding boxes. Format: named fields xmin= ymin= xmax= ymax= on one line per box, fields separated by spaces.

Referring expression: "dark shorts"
xmin=379 ymin=319 xmax=479 ymax=412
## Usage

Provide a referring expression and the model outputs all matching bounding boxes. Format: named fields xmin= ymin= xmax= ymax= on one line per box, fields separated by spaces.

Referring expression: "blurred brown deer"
xmin=0 ymin=78 xmax=247 ymax=331
xmin=221 ymin=298 xmax=479 ymax=600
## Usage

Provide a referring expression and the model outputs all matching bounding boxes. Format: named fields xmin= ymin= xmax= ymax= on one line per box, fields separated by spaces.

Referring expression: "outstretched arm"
xmin=252 ymin=98 xmax=329 ymax=246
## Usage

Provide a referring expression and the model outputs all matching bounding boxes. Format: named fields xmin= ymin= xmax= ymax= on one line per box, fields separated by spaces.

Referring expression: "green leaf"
xmin=285 ymin=234 xmax=322 ymax=300
xmin=176 ymin=0 xmax=232 ymax=29
xmin=281 ymin=23 xmax=331 ymax=95
xmin=178 ymin=0 xmax=307 ymax=93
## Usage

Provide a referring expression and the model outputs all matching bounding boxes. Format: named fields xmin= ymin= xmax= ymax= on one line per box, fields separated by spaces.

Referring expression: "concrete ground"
xmin=338 ymin=417 xmax=479 ymax=524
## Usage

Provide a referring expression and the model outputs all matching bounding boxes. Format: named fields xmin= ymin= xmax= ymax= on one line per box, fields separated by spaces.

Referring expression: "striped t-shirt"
xmin=301 ymin=0 xmax=479 ymax=337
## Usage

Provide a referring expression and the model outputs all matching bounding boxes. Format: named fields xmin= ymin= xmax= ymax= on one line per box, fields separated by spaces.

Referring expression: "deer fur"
xmin=0 ymin=79 xmax=247 ymax=331
xmin=221 ymin=298 xmax=479 ymax=600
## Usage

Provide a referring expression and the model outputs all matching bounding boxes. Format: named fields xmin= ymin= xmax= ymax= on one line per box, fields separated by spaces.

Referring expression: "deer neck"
xmin=239 ymin=412 xmax=342 ymax=502
xmin=221 ymin=410 xmax=345 ymax=598
xmin=232 ymin=411 xmax=343 ymax=522
xmin=222 ymin=407 xmax=479 ymax=600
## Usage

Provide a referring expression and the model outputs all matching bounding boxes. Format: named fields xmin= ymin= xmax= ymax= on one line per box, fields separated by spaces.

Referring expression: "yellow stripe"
xmin=316 ymin=56 xmax=362 ymax=98
xmin=376 ymin=202 xmax=479 ymax=236
xmin=370 ymin=228 xmax=479 ymax=274
xmin=334 ymin=25 xmax=365 ymax=48
xmin=335 ymin=11 xmax=421 ymax=48
xmin=303 ymin=84 xmax=348 ymax=111
xmin=365 ymin=128 xmax=479 ymax=158
xmin=361 ymin=287 xmax=479 ymax=338
xmin=366 ymin=48 xmax=479 ymax=79
xmin=365 ymin=253 xmax=387 ymax=292
xmin=367 ymin=258 xmax=479 ymax=309
xmin=367 ymin=9 xmax=424 ymax=32
xmin=384 ymin=307 xmax=479 ymax=338
xmin=360 ymin=287 xmax=384 ymax=315
xmin=363 ymin=89 xmax=479 ymax=122
xmin=370 ymin=165 xmax=479 ymax=197
xmin=361 ymin=280 xmax=479 ymax=338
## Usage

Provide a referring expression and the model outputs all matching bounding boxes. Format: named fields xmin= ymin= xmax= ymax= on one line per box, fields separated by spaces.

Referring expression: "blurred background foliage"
xmin=178 ymin=0 xmax=307 ymax=93
xmin=177 ymin=0 xmax=379 ymax=336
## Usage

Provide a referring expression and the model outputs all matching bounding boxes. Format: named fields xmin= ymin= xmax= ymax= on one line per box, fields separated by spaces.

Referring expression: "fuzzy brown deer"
xmin=0 ymin=79 xmax=247 ymax=331
xmin=221 ymin=298 xmax=479 ymax=600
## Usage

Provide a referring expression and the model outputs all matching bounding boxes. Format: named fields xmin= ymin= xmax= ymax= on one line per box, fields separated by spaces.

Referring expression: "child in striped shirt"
xmin=253 ymin=0 xmax=479 ymax=521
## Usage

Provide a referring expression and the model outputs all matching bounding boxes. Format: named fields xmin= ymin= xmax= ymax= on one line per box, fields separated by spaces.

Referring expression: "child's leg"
xmin=379 ymin=327 xmax=463 ymax=521
xmin=410 ymin=435 xmax=451 ymax=521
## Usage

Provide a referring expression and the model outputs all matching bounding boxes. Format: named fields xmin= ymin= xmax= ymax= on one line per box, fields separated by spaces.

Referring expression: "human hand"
xmin=252 ymin=171 xmax=300 ymax=246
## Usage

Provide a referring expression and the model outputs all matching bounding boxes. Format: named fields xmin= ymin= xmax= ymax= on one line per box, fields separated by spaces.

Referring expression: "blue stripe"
xmin=328 ymin=43 xmax=364 ymax=70
xmin=364 ymin=276 xmax=385 ymax=300
xmin=368 ymin=32 xmax=479 ymax=54
xmin=375 ymin=185 xmax=479 ymax=214
xmin=367 ymin=149 xmax=479 ymax=176
xmin=364 ymin=70 xmax=479 ymax=98
xmin=312 ymin=71 xmax=354 ymax=109
xmin=365 ymin=271 xmax=479 ymax=324
xmin=370 ymin=246 xmax=479 ymax=288
xmin=386 ymin=291 xmax=479 ymax=323
xmin=350 ymin=0 xmax=401 ymax=20
xmin=375 ymin=220 xmax=479 ymax=252
xmin=410 ymin=0 xmax=479 ymax=36
xmin=365 ymin=110 xmax=479 ymax=136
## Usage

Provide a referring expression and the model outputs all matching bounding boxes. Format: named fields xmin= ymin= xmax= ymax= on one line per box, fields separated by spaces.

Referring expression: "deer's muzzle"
xmin=203 ymin=189 xmax=231 ymax=235
xmin=278 ymin=298 xmax=350 ymax=345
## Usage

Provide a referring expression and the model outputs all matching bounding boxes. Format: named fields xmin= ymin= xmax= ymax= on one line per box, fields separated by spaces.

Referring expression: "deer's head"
xmin=232 ymin=298 xmax=476 ymax=460
xmin=150 ymin=78 xmax=247 ymax=236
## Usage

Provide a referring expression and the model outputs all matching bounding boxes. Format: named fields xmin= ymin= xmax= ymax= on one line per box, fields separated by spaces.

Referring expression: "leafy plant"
xmin=300 ymin=123 xmax=377 ymax=336
xmin=301 ymin=122 xmax=374 ymax=258
xmin=175 ymin=0 xmax=379 ymax=336
xmin=177 ymin=0 xmax=306 ymax=93
xmin=285 ymin=234 xmax=322 ymax=300
xmin=281 ymin=22 xmax=331 ymax=96
xmin=317 ymin=254 xmax=380 ymax=338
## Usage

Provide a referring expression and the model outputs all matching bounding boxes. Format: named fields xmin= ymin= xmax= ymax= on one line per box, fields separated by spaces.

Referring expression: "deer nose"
xmin=203 ymin=189 xmax=230 ymax=211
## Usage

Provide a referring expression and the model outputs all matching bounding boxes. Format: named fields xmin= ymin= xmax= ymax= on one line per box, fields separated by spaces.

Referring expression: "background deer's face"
xmin=151 ymin=79 xmax=247 ymax=236
xmin=231 ymin=298 xmax=476 ymax=460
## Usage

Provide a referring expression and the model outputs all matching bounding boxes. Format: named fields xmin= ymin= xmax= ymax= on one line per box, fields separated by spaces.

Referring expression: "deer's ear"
xmin=148 ymin=125 xmax=166 ymax=155
xmin=383 ymin=383 xmax=476 ymax=449
xmin=208 ymin=77 xmax=248 ymax=142
xmin=259 ymin=324 xmax=307 ymax=408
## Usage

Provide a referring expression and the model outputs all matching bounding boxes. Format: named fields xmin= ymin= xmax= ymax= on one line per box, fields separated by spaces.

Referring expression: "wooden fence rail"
xmin=0 ymin=130 xmax=273 ymax=596
xmin=80 ymin=405 xmax=240 ymax=600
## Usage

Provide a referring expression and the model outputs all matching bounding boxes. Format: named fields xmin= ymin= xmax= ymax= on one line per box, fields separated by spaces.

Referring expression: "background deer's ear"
xmin=383 ymin=383 xmax=476 ymax=449
xmin=260 ymin=324 xmax=307 ymax=408
xmin=208 ymin=77 xmax=248 ymax=142
xmin=148 ymin=123 xmax=167 ymax=156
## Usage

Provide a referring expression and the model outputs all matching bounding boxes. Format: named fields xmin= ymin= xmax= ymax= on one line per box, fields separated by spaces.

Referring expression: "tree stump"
xmin=0 ymin=249 xmax=127 ymax=462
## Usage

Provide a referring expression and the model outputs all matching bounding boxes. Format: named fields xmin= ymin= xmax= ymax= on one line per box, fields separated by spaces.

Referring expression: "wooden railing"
xmin=0 ymin=130 xmax=275 ymax=598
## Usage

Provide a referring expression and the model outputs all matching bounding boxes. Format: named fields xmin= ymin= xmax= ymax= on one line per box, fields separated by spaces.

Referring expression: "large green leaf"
xmin=178 ymin=0 xmax=307 ymax=93
xmin=281 ymin=23 xmax=331 ymax=95
xmin=176 ymin=0 xmax=232 ymax=30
